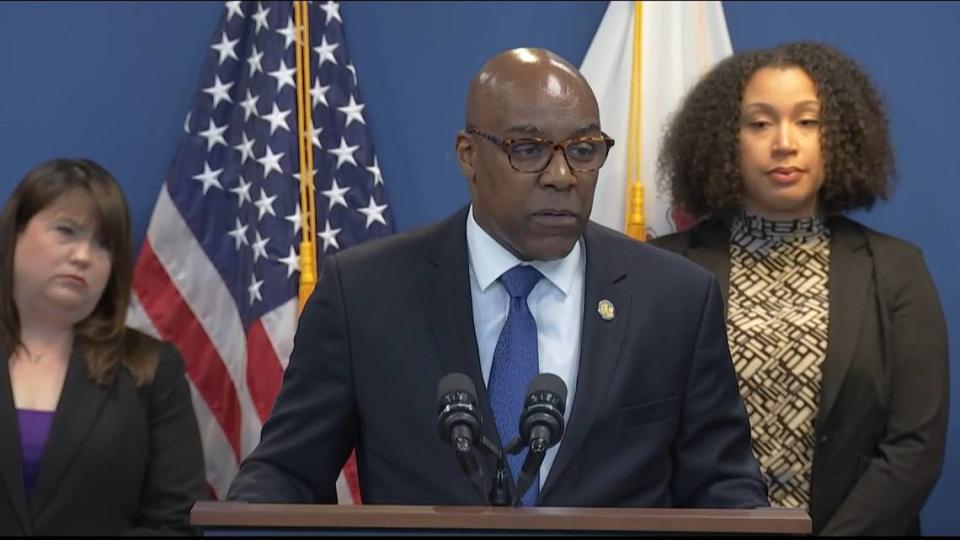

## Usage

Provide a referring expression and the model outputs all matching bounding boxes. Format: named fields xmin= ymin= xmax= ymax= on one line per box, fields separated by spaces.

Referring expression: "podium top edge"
xmin=191 ymin=502 xmax=811 ymax=534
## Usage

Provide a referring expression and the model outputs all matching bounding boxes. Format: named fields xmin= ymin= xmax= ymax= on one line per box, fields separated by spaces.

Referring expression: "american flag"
xmin=127 ymin=0 xmax=394 ymax=502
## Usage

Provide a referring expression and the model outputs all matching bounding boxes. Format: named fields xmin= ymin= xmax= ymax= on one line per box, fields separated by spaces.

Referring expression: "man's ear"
xmin=455 ymin=130 xmax=476 ymax=182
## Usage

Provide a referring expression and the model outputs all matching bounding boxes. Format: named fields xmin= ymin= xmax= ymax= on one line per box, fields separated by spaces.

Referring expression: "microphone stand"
xmin=453 ymin=436 xmax=490 ymax=505
xmin=502 ymin=437 xmax=543 ymax=507
xmin=478 ymin=436 xmax=512 ymax=506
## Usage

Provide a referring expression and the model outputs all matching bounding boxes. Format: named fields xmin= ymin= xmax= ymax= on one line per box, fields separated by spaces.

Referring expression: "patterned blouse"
xmin=726 ymin=210 xmax=831 ymax=508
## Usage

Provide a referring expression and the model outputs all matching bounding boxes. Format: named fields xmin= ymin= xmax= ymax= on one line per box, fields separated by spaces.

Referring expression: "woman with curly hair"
xmin=651 ymin=41 xmax=948 ymax=535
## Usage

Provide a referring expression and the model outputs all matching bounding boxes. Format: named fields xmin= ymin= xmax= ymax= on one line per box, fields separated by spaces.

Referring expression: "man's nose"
xmin=540 ymin=145 xmax=576 ymax=189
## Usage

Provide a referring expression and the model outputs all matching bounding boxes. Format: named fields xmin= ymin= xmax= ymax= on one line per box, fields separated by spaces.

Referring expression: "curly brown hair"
xmin=658 ymin=41 xmax=895 ymax=219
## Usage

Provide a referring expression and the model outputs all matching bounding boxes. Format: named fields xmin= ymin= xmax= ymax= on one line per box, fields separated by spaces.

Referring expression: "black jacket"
xmin=0 ymin=338 xmax=206 ymax=535
xmin=652 ymin=215 xmax=949 ymax=535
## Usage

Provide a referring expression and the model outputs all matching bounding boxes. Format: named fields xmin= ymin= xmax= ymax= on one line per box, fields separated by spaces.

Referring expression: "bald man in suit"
xmin=228 ymin=48 xmax=767 ymax=509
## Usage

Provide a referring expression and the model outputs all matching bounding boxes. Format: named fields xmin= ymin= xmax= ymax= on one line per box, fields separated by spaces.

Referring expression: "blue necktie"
xmin=488 ymin=264 xmax=543 ymax=506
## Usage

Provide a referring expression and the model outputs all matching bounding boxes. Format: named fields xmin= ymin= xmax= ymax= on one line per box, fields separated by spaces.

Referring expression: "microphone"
xmin=513 ymin=373 xmax=567 ymax=505
xmin=436 ymin=373 xmax=489 ymax=504
xmin=437 ymin=373 xmax=481 ymax=450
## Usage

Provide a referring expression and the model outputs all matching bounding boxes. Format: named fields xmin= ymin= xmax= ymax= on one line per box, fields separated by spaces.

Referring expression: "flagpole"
xmin=294 ymin=0 xmax=318 ymax=313
xmin=625 ymin=0 xmax=646 ymax=241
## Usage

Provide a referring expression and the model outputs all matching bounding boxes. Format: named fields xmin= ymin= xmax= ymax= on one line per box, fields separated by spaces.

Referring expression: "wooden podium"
xmin=191 ymin=502 xmax=811 ymax=536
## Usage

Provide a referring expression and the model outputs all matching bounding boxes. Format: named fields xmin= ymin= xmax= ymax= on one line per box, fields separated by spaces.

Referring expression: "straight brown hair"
xmin=0 ymin=158 xmax=157 ymax=385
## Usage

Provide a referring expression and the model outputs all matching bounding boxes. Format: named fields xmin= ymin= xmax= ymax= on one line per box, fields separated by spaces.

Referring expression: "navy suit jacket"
xmin=228 ymin=207 xmax=767 ymax=508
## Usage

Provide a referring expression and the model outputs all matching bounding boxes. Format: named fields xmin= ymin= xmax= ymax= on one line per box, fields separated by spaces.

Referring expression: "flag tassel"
xmin=624 ymin=0 xmax=646 ymax=241
xmin=294 ymin=0 xmax=318 ymax=313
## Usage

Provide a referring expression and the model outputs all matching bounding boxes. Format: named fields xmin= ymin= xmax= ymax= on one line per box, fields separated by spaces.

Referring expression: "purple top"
xmin=16 ymin=409 xmax=55 ymax=496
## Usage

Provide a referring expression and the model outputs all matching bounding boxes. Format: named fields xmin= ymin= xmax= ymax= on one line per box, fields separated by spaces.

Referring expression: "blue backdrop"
xmin=1 ymin=1 xmax=956 ymax=533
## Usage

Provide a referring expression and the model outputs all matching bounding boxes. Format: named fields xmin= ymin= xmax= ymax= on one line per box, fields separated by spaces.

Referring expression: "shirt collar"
xmin=466 ymin=205 xmax=582 ymax=296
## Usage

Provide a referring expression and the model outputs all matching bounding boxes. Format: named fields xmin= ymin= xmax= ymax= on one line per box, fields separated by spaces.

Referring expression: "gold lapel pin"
xmin=597 ymin=299 xmax=615 ymax=321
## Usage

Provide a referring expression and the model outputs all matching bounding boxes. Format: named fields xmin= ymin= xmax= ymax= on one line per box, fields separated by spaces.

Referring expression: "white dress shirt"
xmin=466 ymin=205 xmax=585 ymax=488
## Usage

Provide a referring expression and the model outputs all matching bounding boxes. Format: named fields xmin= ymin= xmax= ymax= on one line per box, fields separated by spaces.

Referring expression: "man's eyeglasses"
xmin=466 ymin=129 xmax=615 ymax=174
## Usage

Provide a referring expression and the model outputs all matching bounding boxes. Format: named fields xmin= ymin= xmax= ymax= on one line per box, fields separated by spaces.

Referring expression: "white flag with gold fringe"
xmin=581 ymin=1 xmax=733 ymax=240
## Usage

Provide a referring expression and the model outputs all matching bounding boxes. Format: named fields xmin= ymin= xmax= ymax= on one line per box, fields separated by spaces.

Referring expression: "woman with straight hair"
xmin=0 ymin=158 xmax=205 ymax=535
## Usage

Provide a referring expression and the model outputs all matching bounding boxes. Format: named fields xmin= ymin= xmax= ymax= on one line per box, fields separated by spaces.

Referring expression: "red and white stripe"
xmin=128 ymin=184 xmax=359 ymax=502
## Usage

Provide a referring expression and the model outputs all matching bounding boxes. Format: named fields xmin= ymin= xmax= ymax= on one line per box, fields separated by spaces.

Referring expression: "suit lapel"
xmin=0 ymin=344 xmax=30 ymax=532
xmin=29 ymin=347 xmax=108 ymax=512
xmin=687 ymin=218 xmax=732 ymax=307
xmin=818 ymin=219 xmax=871 ymax=429
xmin=418 ymin=208 xmax=500 ymax=445
xmin=540 ymin=224 xmax=630 ymax=498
